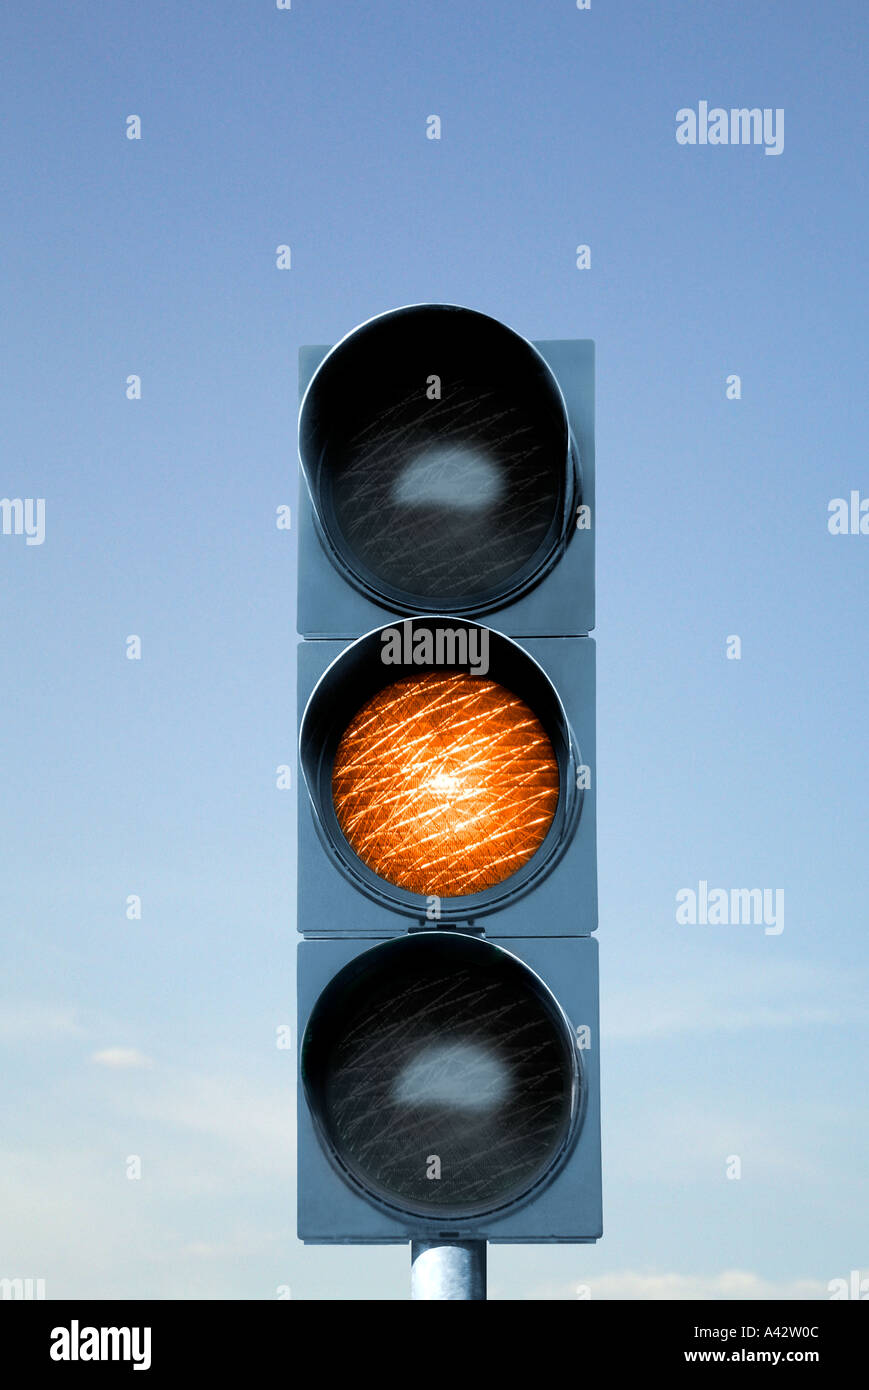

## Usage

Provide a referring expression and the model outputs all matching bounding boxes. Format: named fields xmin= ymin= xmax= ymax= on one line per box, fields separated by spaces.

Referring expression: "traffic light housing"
xmin=297 ymin=305 xmax=594 ymax=638
xmin=296 ymin=304 xmax=601 ymax=1258
xmin=297 ymin=620 xmax=596 ymax=936
xmin=298 ymin=933 xmax=600 ymax=1243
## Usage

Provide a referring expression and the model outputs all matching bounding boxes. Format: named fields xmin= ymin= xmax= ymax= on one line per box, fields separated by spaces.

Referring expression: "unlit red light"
xmin=331 ymin=672 xmax=559 ymax=896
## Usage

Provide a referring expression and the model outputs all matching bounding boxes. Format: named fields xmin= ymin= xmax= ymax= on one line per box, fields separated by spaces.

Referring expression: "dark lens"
xmin=302 ymin=934 xmax=577 ymax=1217
xmin=330 ymin=378 xmax=560 ymax=601
xmin=300 ymin=307 xmax=570 ymax=608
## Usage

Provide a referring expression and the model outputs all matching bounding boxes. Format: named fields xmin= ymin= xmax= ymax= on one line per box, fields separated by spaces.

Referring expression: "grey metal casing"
xmin=297 ymin=933 xmax=602 ymax=1244
xmin=297 ymin=340 xmax=595 ymax=638
xmin=296 ymin=633 xmax=597 ymax=938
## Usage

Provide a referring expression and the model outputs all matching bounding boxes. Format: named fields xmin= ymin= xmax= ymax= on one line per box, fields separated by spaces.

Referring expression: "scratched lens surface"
xmin=331 ymin=672 xmax=559 ymax=897
xmin=304 ymin=935 xmax=576 ymax=1216
xmin=328 ymin=388 xmax=562 ymax=601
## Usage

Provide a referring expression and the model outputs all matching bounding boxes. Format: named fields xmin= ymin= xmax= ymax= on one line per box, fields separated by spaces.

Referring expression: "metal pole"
xmin=410 ymin=1240 xmax=487 ymax=1300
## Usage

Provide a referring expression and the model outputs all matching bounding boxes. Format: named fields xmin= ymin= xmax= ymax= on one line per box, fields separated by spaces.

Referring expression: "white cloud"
xmin=603 ymin=959 xmax=854 ymax=1042
xmin=0 ymin=1002 xmax=85 ymax=1041
xmin=528 ymin=1270 xmax=829 ymax=1300
xmin=0 ymin=1061 xmax=296 ymax=1297
xmin=101 ymin=1067 xmax=296 ymax=1195
xmin=179 ymin=1233 xmax=276 ymax=1260
xmin=0 ymin=1145 xmax=289 ymax=1299
xmin=91 ymin=1048 xmax=153 ymax=1069
xmin=605 ymin=999 xmax=834 ymax=1041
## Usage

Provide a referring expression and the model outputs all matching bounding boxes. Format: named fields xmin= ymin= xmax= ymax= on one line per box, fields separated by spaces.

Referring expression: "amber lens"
xmin=331 ymin=672 xmax=559 ymax=897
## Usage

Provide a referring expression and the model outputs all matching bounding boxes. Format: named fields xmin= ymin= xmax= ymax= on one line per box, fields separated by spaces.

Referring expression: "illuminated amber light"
xmin=331 ymin=672 xmax=559 ymax=897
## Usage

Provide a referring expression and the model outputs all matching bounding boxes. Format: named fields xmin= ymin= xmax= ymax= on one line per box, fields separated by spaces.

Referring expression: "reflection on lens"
xmin=302 ymin=934 xmax=577 ymax=1217
xmin=392 ymin=445 xmax=505 ymax=511
xmin=330 ymin=381 xmax=560 ymax=601
xmin=393 ymin=1042 xmax=509 ymax=1112
xmin=331 ymin=672 xmax=559 ymax=897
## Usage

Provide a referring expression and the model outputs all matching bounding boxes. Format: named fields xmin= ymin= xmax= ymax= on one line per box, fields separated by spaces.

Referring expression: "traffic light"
xmin=296 ymin=305 xmax=600 ymax=1295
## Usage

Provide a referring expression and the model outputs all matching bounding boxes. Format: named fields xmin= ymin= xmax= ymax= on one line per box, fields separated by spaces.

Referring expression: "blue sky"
xmin=1 ymin=0 xmax=867 ymax=1298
